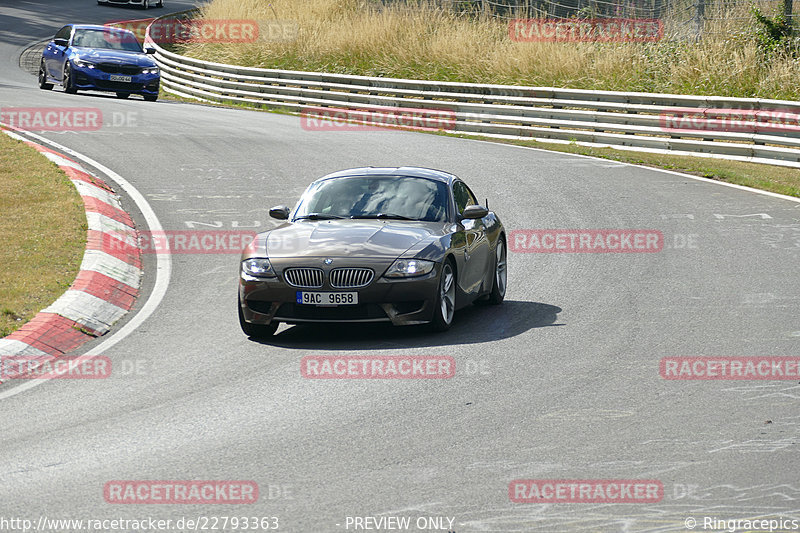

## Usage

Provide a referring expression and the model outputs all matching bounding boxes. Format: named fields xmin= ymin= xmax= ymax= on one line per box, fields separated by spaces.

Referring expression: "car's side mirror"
xmin=462 ymin=205 xmax=489 ymax=220
xmin=145 ymin=47 xmax=156 ymax=55
xmin=54 ymin=38 xmax=68 ymax=47
xmin=269 ymin=205 xmax=290 ymax=220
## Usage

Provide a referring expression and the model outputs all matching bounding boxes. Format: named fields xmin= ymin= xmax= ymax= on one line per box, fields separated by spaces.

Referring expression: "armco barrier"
xmin=144 ymin=11 xmax=800 ymax=168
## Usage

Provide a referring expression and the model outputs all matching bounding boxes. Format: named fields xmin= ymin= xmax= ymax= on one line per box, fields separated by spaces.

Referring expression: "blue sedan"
xmin=39 ymin=24 xmax=160 ymax=101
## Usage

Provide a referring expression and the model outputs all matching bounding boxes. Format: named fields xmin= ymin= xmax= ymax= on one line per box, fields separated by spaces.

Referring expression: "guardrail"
xmin=144 ymin=12 xmax=800 ymax=168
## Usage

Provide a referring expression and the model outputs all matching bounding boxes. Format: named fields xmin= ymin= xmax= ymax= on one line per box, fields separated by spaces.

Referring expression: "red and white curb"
xmin=0 ymin=129 xmax=142 ymax=373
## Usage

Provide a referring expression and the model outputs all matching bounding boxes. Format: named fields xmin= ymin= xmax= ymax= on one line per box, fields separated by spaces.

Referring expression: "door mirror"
xmin=54 ymin=38 xmax=69 ymax=47
xmin=462 ymin=205 xmax=488 ymax=220
xmin=269 ymin=205 xmax=290 ymax=220
xmin=145 ymin=47 xmax=156 ymax=55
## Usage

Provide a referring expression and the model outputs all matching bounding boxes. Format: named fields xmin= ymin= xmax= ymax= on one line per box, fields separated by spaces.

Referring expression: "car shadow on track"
xmin=250 ymin=300 xmax=562 ymax=349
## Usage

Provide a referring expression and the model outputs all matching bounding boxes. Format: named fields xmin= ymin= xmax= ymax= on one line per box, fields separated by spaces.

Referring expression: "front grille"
xmin=97 ymin=63 xmax=141 ymax=75
xmin=283 ymin=268 xmax=323 ymax=288
xmin=94 ymin=80 xmax=144 ymax=91
xmin=330 ymin=268 xmax=374 ymax=288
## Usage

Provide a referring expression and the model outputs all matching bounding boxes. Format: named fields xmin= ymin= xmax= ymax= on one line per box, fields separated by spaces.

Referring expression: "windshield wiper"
xmin=294 ymin=213 xmax=346 ymax=220
xmin=351 ymin=213 xmax=415 ymax=220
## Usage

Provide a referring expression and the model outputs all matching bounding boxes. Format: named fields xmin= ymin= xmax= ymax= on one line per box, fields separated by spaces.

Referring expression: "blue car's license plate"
xmin=109 ymin=74 xmax=132 ymax=83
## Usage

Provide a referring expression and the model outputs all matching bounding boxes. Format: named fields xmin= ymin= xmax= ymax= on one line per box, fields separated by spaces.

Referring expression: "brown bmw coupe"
xmin=238 ymin=167 xmax=506 ymax=337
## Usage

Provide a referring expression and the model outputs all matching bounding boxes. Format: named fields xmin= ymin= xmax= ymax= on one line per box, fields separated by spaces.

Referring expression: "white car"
xmin=97 ymin=0 xmax=163 ymax=8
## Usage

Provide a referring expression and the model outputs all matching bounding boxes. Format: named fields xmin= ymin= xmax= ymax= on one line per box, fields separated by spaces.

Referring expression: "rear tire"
xmin=115 ymin=92 xmax=130 ymax=99
xmin=429 ymin=259 xmax=456 ymax=332
xmin=38 ymin=61 xmax=53 ymax=90
xmin=238 ymin=296 xmax=278 ymax=338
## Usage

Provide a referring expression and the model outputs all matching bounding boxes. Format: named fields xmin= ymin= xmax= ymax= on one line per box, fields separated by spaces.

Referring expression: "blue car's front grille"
xmin=96 ymin=63 xmax=141 ymax=75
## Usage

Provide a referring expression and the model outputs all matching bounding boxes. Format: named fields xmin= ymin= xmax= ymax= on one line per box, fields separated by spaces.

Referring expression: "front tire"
xmin=485 ymin=237 xmax=507 ymax=304
xmin=63 ymin=63 xmax=77 ymax=94
xmin=430 ymin=259 xmax=456 ymax=332
xmin=143 ymin=94 xmax=158 ymax=102
xmin=238 ymin=296 xmax=278 ymax=338
xmin=116 ymin=92 xmax=130 ymax=99
xmin=38 ymin=61 xmax=53 ymax=90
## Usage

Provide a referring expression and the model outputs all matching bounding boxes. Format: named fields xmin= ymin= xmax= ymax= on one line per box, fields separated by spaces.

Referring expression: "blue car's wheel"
xmin=63 ymin=63 xmax=77 ymax=94
xmin=115 ymin=92 xmax=130 ymax=99
xmin=38 ymin=60 xmax=53 ymax=90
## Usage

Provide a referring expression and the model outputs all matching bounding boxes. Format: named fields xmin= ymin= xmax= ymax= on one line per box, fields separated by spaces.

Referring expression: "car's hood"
xmin=265 ymin=220 xmax=443 ymax=259
xmin=73 ymin=48 xmax=155 ymax=66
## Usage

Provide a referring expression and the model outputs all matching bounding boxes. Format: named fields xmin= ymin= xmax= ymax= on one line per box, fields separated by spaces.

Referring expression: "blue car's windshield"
xmin=294 ymin=176 xmax=450 ymax=222
xmin=72 ymin=29 xmax=143 ymax=52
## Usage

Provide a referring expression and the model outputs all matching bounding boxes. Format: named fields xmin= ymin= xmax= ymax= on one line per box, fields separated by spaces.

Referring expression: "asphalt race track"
xmin=1 ymin=2 xmax=799 ymax=531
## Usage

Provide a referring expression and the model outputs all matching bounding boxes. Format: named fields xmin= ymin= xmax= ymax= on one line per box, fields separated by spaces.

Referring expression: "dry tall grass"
xmin=176 ymin=0 xmax=799 ymax=99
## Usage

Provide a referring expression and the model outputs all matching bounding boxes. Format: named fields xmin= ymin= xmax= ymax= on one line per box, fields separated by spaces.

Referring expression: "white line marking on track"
xmin=469 ymin=137 xmax=800 ymax=205
xmin=0 ymin=129 xmax=171 ymax=401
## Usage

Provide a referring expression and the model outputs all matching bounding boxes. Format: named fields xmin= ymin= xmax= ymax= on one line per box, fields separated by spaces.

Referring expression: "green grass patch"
xmin=0 ymin=133 xmax=86 ymax=338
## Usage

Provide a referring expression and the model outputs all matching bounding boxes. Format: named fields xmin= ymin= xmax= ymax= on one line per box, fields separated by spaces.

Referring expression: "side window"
xmin=55 ymin=26 xmax=71 ymax=42
xmin=453 ymin=181 xmax=477 ymax=215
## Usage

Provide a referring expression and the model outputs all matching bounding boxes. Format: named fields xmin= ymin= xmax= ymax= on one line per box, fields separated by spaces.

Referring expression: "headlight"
xmin=73 ymin=58 xmax=95 ymax=68
xmin=242 ymin=258 xmax=275 ymax=277
xmin=142 ymin=67 xmax=159 ymax=75
xmin=384 ymin=259 xmax=435 ymax=278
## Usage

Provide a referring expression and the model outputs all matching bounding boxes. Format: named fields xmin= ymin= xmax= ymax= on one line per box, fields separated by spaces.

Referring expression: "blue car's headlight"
xmin=242 ymin=258 xmax=276 ymax=278
xmin=142 ymin=67 xmax=159 ymax=75
xmin=73 ymin=58 xmax=95 ymax=69
xmin=384 ymin=259 xmax=435 ymax=278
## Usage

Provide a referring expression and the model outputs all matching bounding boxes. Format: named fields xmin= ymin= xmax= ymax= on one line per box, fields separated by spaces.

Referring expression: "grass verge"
xmin=0 ymin=132 xmax=86 ymax=338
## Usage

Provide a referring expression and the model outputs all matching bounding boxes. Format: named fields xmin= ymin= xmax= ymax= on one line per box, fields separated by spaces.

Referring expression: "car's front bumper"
xmin=239 ymin=262 xmax=442 ymax=327
xmin=72 ymin=65 xmax=159 ymax=95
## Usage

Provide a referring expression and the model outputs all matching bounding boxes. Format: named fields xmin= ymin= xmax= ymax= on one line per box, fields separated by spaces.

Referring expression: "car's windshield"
xmin=294 ymin=176 xmax=449 ymax=222
xmin=72 ymin=29 xmax=142 ymax=52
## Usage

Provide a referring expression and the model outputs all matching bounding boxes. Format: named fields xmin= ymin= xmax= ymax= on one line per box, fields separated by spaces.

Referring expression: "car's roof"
xmin=316 ymin=167 xmax=459 ymax=185
xmin=69 ymin=24 xmax=135 ymax=34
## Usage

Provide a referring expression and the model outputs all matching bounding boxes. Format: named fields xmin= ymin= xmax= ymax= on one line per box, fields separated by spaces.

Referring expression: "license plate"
xmin=296 ymin=291 xmax=358 ymax=306
xmin=109 ymin=75 xmax=132 ymax=82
